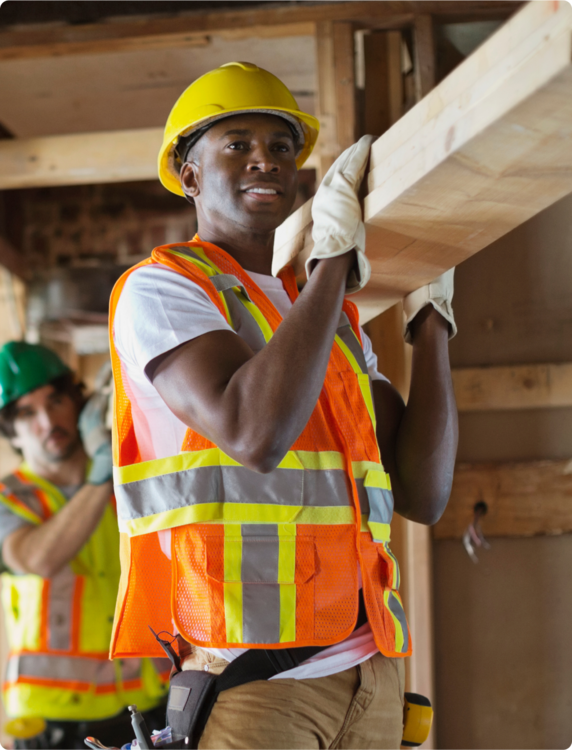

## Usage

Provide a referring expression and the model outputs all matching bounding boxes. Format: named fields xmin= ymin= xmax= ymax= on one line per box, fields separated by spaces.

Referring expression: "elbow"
xmin=228 ymin=435 xmax=286 ymax=475
xmin=26 ymin=554 xmax=64 ymax=579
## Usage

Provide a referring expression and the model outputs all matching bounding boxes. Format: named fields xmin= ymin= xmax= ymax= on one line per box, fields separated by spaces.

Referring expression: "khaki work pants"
xmin=181 ymin=645 xmax=405 ymax=749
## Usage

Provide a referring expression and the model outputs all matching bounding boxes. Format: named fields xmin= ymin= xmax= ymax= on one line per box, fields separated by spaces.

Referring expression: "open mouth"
xmin=243 ymin=185 xmax=282 ymax=202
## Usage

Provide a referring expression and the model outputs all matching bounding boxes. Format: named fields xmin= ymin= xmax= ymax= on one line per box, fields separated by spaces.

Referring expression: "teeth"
xmin=246 ymin=188 xmax=278 ymax=194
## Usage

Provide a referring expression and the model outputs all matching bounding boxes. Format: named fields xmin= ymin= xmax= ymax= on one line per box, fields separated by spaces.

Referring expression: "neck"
xmin=25 ymin=445 xmax=88 ymax=488
xmin=196 ymin=222 xmax=275 ymax=276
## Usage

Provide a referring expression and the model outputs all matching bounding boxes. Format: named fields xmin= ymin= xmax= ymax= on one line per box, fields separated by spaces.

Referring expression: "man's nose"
xmin=36 ymin=408 xmax=54 ymax=431
xmin=246 ymin=145 xmax=279 ymax=173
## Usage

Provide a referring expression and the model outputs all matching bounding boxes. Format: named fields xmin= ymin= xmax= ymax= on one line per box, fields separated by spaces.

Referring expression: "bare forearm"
xmin=155 ymin=255 xmax=353 ymax=472
xmin=3 ymin=481 xmax=112 ymax=577
xmin=393 ymin=308 xmax=458 ymax=524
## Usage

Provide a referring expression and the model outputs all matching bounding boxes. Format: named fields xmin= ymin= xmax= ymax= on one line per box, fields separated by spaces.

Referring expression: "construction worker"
xmin=0 ymin=342 xmax=169 ymax=749
xmin=108 ymin=62 xmax=458 ymax=749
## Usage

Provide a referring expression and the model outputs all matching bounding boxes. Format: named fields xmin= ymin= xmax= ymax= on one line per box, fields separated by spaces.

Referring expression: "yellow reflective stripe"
xmin=240 ymin=297 xmax=274 ymax=343
xmin=358 ymin=373 xmax=377 ymax=430
xmin=383 ymin=589 xmax=405 ymax=653
xmin=352 ymin=460 xmax=383 ymax=479
xmin=114 ymin=448 xmax=242 ymax=485
xmin=277 ymin=524 xmax=296 ymax=584
xmin=18 ymin=464 xmax=67 ymax=513
xmin=334 ymin=334 xmax=362 ymax=377
xmin=224 ymin=524 xmax=242 ymax=582
xmin=360 ymin=514 xmax=369 ymax=532
xmin=0 ymin=493 xmax=42 ymax=526
xmin=385 ymin=545 xmax=400 ymax=588
xmin=119 ymin=504 xmax=355 ymax=536
xmin=335 ymin=334 xmax=377 ymax=428
xmin=279 ymin=584 xmax=297 ymax=643
xmin=364 ymin=469 xmax=391 ymax=491
xmin=163 ymin=248 xmax=215 ymax=277
xmin=115 ymin=449 xmax=351 ymax=485
xmin=368 ymin=521 xmax=391 ymax=542
xmin=224 ymin=582 xmax=243 ymax=643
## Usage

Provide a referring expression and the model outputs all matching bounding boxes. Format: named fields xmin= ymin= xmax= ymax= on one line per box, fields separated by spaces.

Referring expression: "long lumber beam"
xmin=273 ymin=0 xmax=572 ymax=323
xmin=433 ymin=459 xmax=572 ymax=539
xmin=0 ymin=129 xmax=320 ymax=190
xmin=0 ymin=2 xmax=521 ymax=61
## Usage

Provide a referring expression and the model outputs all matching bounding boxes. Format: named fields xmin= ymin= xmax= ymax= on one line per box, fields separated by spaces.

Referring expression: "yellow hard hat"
xmin=158 ymin=61 xmax=320 ymax=196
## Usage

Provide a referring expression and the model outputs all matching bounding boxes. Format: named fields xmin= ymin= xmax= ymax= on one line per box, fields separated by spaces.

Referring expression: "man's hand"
xmin=306 ymin=135 xmax=375 ymax=294
xmin=79 ymin=391 xmax=113 ymax=485
xmin=403 ymin=268 xmax=457 ymax=344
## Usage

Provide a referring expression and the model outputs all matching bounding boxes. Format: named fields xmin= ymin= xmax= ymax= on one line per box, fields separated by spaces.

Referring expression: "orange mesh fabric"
xmin=110 ymin=533 xmax=172 ymax=658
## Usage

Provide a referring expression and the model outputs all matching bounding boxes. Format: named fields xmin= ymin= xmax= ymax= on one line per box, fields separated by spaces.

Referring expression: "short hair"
xmin=0 ymin=373 xmax=86 ymax=443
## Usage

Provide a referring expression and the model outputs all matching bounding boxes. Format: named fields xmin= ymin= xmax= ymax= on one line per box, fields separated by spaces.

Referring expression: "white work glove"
xmin=79 ymin=362 xmax=113 ymax=485
xmin=307 ymin=135 xmax=375 ymax=295
xmin=403 ymin=268 xmax=457 ymax=344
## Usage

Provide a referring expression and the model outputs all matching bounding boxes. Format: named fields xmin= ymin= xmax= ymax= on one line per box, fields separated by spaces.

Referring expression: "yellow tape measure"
xmin=402 ymin=692 xmax=433 ymax=747
xmin=4 ymin=716 xmax=47 ymax=740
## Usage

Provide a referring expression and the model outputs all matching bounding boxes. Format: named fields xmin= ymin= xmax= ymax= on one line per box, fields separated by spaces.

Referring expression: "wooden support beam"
xmin=0 ymin=128 xmax=320 ymax=190
xmin=273 ymin=1 xmax=572 ymax=323
xmin=0 ymin=3 xmax=521 ymax=61
xmin=314 ymin=21 xmax=357 ymax=180
xmin=433 ymin=459 xmax=572 ymax=539
xmin=414 ymin=15 xmax=436 ymax=99
xmin=453 ymin=363 xmax=572 ymax=412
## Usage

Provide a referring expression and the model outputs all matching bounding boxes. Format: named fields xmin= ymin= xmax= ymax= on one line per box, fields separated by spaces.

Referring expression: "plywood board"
xmin=272 ymin=1 xmax=572 ymax=323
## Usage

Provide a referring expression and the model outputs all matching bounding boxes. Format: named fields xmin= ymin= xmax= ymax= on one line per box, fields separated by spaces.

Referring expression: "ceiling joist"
xmin=0 ymin=1 xmax=522 ymax=60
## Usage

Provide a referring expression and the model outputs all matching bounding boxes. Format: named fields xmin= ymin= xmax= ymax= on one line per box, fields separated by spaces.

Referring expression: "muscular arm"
xmin=152 ymin=254 xmax=354 ymax=474
xmin=2 ymin=481 xmax=112 ymax=578
xmin=374 ymin=306 xmax=458 ymax=525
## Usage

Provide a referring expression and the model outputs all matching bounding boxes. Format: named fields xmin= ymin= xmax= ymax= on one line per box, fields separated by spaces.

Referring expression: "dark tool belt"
xmin=155 ymin=590 xmax=368 ymax=749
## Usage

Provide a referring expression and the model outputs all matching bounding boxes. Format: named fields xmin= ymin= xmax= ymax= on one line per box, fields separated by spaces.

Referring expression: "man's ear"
xmin=180 ymin=162 xmax=200 ymax=202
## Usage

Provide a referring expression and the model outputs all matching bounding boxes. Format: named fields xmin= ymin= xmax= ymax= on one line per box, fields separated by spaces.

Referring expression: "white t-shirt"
xmin=114 ymin=262 xmax=387 ymax=680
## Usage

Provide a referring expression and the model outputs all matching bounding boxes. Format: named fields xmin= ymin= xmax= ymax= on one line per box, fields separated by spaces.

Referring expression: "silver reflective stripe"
xmin=119 ymin=657 xmax=142 ymax=681
xmin=337 ymin=313 xmax=368 ymax=375
xmin=387 ymin=592 xmax=409 ymax=653
xmin=221 ymin=286 xmax=267 ymax=353
xmin=243 ymin=583 xmax=281 ymax=644
xmin=241 ymin=525 xmax=279 ymax=583
xmin=210 ymin=274 xmax=251 ymax=301
xmin=354 ymin=479 xmax=370 ymax=514
xmin=48 ymin=566 xmax=75 ymax=651
xmin=366 ymin=487 xmax=394 ymax=525
xmin=6 ymin=654 xmax=116 ymax=684
xmin=116 ymin=465 xmax=351 ymax=523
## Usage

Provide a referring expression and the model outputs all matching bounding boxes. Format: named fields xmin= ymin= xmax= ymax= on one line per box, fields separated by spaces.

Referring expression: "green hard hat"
xmin=0 ymin=341 xmax=71 ymax=409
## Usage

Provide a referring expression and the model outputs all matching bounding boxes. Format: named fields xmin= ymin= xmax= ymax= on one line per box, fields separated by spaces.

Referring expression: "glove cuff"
xmin=403 ymin=298 xmax=457 ymax=344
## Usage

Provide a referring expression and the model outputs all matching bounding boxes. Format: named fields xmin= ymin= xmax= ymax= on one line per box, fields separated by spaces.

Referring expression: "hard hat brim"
xmin=158 ymin=107 xmax=320 ymax=197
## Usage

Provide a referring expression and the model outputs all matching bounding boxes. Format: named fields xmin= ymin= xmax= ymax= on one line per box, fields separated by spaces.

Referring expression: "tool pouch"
xmin=166 ymin=669 xmax=218 ymax=749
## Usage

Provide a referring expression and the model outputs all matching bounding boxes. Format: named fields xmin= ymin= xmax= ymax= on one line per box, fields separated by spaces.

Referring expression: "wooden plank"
xmin=433 ymin=459 xmax=572 ymax=539
xmin=0 ymin=3 xmax=521 ymax=61
xmin=272 ymin=1 xmax=572 ymax=323
xmin=453 ymin=363 xmax=572 ymax=412
xmin=0 ymin=128 xmax=320 ymax=190
xmin=333 ymin=22 xmax=358 ymax=152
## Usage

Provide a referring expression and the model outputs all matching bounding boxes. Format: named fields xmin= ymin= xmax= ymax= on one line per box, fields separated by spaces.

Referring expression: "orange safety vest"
xmin=109 ymin=239 xmax=411 ymax=660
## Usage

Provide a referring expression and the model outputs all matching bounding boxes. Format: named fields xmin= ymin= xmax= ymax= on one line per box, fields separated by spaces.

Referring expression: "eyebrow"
xmin=219 ymin=128 xmax=294 ymax=140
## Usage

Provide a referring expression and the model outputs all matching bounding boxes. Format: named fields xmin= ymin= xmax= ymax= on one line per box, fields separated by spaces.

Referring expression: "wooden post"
xmin=315 ymin=21 xmax=356 ymax=180
xmin=414 ymin=15 xmax=436 ymax=99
